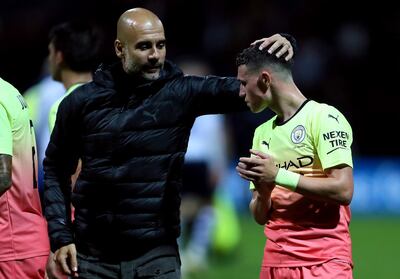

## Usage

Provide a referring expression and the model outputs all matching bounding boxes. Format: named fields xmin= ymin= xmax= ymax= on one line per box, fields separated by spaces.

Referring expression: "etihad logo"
xmin=328 ymin=114 xmax=339 ymax=123
xmin=276 ymin=155 xmax=313 ymax=170
xmin=291 ymin=125 xmax=306 ymax=144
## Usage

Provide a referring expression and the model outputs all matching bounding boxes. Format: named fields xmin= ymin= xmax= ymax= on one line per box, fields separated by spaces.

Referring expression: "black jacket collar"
xmin=93 ymin=60 xmax=184 ymax=93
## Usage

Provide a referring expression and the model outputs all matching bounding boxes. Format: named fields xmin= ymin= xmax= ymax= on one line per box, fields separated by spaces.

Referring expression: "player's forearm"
xmin=0 ymin=155 xmax=12 ymax=196
xmin=249 ymin=191 xmax=271 ymax=225
xmin=295 ymin=166 xmax=354 ymax=205
xmin=0 ymin=176 xmax=11 ymax=196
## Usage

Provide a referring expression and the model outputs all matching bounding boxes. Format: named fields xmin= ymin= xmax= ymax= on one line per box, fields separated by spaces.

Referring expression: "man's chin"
xmin=252 ymin=105 xmax=268 ymax=113
xmin=142 ymin=71 xmax=160 ymax=80
xmin=247 ymin=104 xmax=258 ymax=113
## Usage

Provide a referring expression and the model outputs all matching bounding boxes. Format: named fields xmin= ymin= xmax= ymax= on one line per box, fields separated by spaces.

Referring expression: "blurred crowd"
xmin=1 ymin=0 xmax=399 ymax=156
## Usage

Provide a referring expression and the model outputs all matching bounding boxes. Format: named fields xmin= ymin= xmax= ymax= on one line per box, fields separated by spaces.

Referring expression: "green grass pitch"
xmin=184 ymin=215 xmax=400 ymax=279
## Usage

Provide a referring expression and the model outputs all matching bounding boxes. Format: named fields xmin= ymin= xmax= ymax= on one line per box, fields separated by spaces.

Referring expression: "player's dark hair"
xmin=49 ymin=20 xmax=104 ymax=72
xmin=236 ymin=33 xmax=297 ymax=75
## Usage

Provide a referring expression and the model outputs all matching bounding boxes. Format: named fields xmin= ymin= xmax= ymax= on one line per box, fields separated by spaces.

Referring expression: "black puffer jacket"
xmin=44 ymin=61 xmax=245 ymax=258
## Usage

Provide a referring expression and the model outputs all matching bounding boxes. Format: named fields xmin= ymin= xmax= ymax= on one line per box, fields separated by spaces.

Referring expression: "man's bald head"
xmin=117 ymin=8 xmax=164 ymax=43
xmin=114 ymin=8 xmax=166 ymax=79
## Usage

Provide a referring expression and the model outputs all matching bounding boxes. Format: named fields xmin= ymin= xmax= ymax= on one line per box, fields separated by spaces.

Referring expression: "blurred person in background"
xmin=236 ymin=37 xmax=354 ymax=279
xmin=0 ymin=77 xmax=50 ymax=278
xmin=44 ymin=19 xmax=104 ymax=279
xmin=47 ymin=19 xmax=104 ymax=191
xmin=47 ymin=20 xmax=104 ymax=132
xmin=177 ymin=58 xmax=229 ymax=276
xmin=43 ymin=7 xmax=294 ymax=278
xmin=23 ymin=62 xmax=65 ymax=196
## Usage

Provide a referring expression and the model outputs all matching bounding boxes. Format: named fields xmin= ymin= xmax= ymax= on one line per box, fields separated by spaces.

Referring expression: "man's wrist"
xmin=274 ymin=168 xmax=300 ymax=191
xmin=254 ymin=182 xmax=274 ymax=198
xmin=255 ymin=191 xmax=269 ymax=203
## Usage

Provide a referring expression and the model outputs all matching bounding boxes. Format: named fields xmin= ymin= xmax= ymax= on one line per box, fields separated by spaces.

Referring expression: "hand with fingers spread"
xmin=251 ymin=33 xmax=294 ymax=61
xmin=53 ymin=244 xmax=78 ymax=278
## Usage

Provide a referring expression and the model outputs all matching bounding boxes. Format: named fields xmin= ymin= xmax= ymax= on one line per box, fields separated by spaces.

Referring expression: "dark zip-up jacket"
xmin=44 ymin=60 xmax=246 ymax=259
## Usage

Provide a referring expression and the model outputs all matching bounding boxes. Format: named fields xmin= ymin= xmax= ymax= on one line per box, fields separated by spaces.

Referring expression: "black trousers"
xmin=75 ymin=245 xmax=181 ymax=279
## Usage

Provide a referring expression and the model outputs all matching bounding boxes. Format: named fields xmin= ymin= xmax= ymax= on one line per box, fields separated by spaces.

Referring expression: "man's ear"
xmin=257 ymin=71 xmax=271 ymax=92
xmin=55 ymin=50 xmax=64 ymax=65
xmin=114 ymin=39 xmax=123 ymax=58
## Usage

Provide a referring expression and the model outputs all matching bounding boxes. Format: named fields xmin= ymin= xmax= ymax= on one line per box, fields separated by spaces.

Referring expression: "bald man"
xmin=43 ymin=7 xmax=294 ymax=278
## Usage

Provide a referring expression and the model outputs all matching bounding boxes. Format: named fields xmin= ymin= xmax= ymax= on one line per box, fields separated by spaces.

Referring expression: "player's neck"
xmin=272 ymin=83 xmax=306 ymax=123
xmin=61 ymin=70 xmax=92 ymax=91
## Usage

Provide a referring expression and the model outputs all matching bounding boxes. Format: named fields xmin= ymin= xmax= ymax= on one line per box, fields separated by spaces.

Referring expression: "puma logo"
xmin=143 ymin=109 xmax=158 ymax=123
xmin=328 ymin=114 xmax=339 ymax=123
xmin=262 ymin=138 xmax=271 ymax=149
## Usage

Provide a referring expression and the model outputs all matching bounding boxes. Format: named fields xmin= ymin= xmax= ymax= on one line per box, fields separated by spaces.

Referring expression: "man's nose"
xmin=149 ymin=47 xmax=159 ymax=60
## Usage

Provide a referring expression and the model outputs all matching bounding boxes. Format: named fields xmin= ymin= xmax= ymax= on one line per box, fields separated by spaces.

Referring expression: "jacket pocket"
xmin=136 ymin=256 xmax=180 ymax=278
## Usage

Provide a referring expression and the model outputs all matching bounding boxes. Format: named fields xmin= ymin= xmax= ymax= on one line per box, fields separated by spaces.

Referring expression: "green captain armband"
xmin=275 ymin=168 xmax=300 ymax=191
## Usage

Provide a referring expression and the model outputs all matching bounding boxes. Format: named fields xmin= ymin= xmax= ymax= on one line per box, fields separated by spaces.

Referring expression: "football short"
xmin=260 ymin=260 xmax=353 ymax=279
xmin=0 ymin=255 xmax=47 ymax=279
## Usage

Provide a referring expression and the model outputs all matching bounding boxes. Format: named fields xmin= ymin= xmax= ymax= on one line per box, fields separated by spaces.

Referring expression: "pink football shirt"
xmin=250 ymin=101 xmax=353 ymax=267
xmin=0 ymin=78 xmax=49 ymax=261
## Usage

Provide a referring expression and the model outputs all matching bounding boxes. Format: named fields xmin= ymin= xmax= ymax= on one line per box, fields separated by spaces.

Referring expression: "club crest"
xmin=291 ymin=125 xmax=306 ymax=144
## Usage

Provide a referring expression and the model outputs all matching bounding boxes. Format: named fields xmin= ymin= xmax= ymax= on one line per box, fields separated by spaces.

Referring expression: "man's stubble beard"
xmin=123 ymin=57 xmax=160 ymax=80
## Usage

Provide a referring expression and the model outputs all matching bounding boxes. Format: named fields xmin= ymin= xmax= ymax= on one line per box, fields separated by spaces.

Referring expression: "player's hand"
xmin=251 ymin=34 xmax=294 ymax=61
xmin=237 ymin=149 xmax=278 ymax=184
xmin=53 ymin=244 xmax=78 ymax=277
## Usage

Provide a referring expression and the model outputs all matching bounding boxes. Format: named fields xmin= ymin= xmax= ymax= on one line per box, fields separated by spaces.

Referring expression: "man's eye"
xmin=137 ymin=43 xmax=151 ymax=50
xmin=157 ymin=42 xmax=165 ymax=49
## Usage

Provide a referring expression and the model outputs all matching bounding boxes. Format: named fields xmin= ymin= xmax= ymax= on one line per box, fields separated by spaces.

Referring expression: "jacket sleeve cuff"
xmin=50 ymin=235 xmax=75 ymax=252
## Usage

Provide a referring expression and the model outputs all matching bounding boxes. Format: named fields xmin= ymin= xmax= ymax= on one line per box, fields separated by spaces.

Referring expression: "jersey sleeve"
xmin=312 ymin=105 xmax=353 ymax=170
xmin=0 ymin=104 xmax=12 ymax=155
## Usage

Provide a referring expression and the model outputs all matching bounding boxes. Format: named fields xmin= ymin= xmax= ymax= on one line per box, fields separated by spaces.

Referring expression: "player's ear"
xmin=257 ymin=71 xmax=271 ymax=92
xmin=114 ymin=39 xmax=123 ymax=58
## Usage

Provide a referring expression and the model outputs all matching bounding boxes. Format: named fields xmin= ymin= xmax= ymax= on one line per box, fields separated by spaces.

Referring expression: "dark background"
xmin=1 ymin=0 xmax=399 ymax=156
